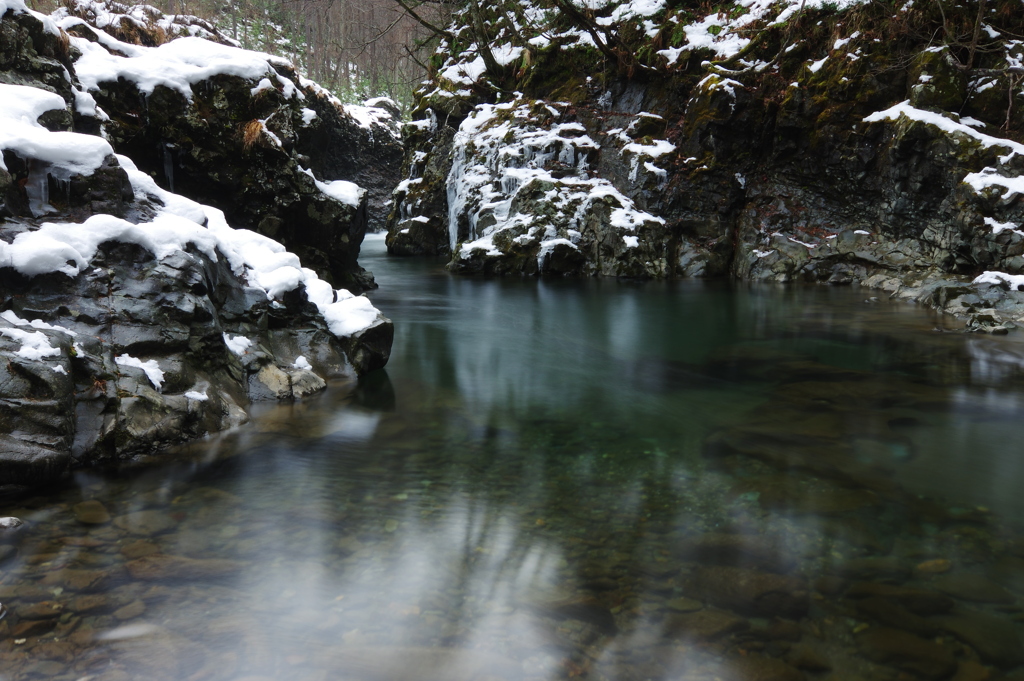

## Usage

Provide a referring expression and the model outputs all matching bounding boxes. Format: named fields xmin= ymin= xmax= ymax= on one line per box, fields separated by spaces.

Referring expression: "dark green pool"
xmin=1 ymin=233 xmax=1022 ymax=681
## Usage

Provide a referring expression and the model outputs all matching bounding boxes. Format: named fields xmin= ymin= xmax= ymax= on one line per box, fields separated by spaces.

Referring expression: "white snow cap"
xmin=0 ymin=83 xmax=114 ymax=174
xmin=115 ymin=354 xmax=165 ymax=390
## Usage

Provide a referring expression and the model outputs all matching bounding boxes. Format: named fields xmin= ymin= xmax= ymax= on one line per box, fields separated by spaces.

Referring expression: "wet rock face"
xmin=0 ymin=9 xmax=75 ymax=103
xmin=296 ymin=95 xmax=404 ymax=234
xmin=0 ymin=4 xmax=397 ymax=490
xmin=77 ymin=59 xmax=372 ymax=291
xmin=0 ymin=239 xmax=351 ymax=491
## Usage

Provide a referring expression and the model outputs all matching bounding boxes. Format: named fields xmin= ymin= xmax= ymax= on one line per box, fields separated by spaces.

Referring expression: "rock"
xmin=120 ymin=540 xmax=161 ymax=560
xmin=68 ymin=594 xmax=113 ymax=614
xmin=855 ymin=597 xmax=936 ymax=636
xmin=125 ymin=554 xmax=244 ymax=581
xmin=339 ymin=312 xmax=395 ymax=375
xmin=721 ymin=656 xmax=806 ymax=681
xmin=12 ymin=618 xmax=57 ymax=637
xmin=787 ymin=644 xmax=833 ymax=672
xmin=112 ymin=510 xmax=177 ymax=536
xmin=17 ymin=600 xmax=63 ymax=619
xmin=856 ymin=628 xmax=957 ymax=678
xmin=675 ymin=533 xmax=799 ymax=574
xmin=664 ymin=609 xmax=749 ymax=641
xmin=932 ymin=609 xmax=1024 ymax=668
xmin=532 ymin=596 xmax=618 ymax=635
xmin=845 ymin=582 xmax=954 ymax=615
xmin=0 ymin=3 xmax=394 ymax=490
xmin=664 ymin=597 xmax=704 ymax=613
xmin=74 ymin=500 xmax=111 ymax=525
xmin=0 ymin=517 xmax=24 ymax=529
xmin=951 ymin=660 xmax=992 ymax=681
xmin=684 ymin=566 xmax=810 ymax=618
xmin=40 ymin=567 xmax=117 ymax=592
xmin=830 ymin=557 xmax=911 ymax=582
xmin=915 ymin=559 xmax=953 ymax=575
xmin=113 ymin=599 xmax=146 ymax=620
xmin=932 ymin=574 xmax=1015 ymax=604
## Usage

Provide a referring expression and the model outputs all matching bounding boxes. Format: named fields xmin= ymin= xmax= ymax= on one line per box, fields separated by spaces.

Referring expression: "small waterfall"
xmin=162 ymin=143 xmax=175 ymax=193
xmin=25 ymin=160 xmax=53 ymax=217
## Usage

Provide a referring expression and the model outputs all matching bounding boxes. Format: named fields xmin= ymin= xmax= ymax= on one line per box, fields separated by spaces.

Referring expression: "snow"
xmin=184 ymin=390 xmax=208 ymax=401
xmin=0 ymin=326 xmax=60 ymax=361
xmin=223 ymin=333 xmax=252 ymax=356
xmin=440 ymin=96 xmax=664 ymax=262
xmin=301 ymin=108 xmax=318 ymax=125
xmin=0 ymin=310 xmax=78 ymax=336
xmin=623 ymin=235 xmax=640 ymax=248
xmin=975 ymin=271 xmax=1024 ymax=290
xmin=984 ymin=217 xmax=1023 ymax=236
xmin=0 ymin=152 xmax=383 ymax=341
xmin=0 ymin=83 xmax=113 ymax=174
xmin=291 ymin=355 xmax=312 ymax=371
xmin=320 ymin=291 xmax=382 ymax=337
xmin=808 ymin=57 xmax=828 ymax=73
xmin=115 ymin=354 xmax=165 ymax=390
xmin=864 ymin=101 xmax=1024 ymax=157
xmin=963 ymin=168 xmax=1024 ymax=200
xmin=298 ymin=167 xmax=365 ymax=207
xmin=66 ymin=25 xmax=293 ymax=101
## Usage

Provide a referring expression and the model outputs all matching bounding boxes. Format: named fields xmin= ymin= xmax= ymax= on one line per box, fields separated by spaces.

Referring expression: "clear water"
xmin=1 ymin=234 xmax=1023 ymax=681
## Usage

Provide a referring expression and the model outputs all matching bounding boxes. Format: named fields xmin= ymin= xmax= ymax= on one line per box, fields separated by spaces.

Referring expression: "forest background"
xmin=25 ymin=0 xmax=444 ymax=110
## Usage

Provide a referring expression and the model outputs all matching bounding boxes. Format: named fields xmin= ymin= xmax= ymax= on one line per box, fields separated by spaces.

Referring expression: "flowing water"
xmin=2 ymin=233 xmax=1024 ymax=681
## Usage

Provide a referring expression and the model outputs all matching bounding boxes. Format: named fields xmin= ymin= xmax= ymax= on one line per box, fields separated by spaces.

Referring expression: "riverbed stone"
xmin=17 ymin=600 xmax=63 ymax=620
xmin=665 ymin=597 xmax=704 ymax=613
xmin=932 ymin=609 xmax=1024 ymax=668
xmin=845 ymin=582 xmax=954 ymax=615
xmin=932 ymin=574 xmax=1015 ymax=604
xmin=112 ymin=510 xmax=177 ymax=536
xmin=721 ymin=655 xmax=805 ymax=681
xmin=855 ymin=597 xmax=936 ymax=636
xmin=664 ymin=609 xmax=750 ymax=641
xmin=113 ymin=599 xmax=146 ymax=620
xmin=125 ymin=554 xmax=244 ymax=581
xmin=120 ymin=540 xmax=161 ymax=560
xmin=675 ymin=533 xmax=799 ymax=574
xmin=830 ymin=557 xmax=911 ymax=582
xmin=73 ymin=500 xmax=111 ymax=525
xmin=684 ymin=566 xmax=809 ymax=618
xmin=856 ymin=627 xmax=956 ymax=678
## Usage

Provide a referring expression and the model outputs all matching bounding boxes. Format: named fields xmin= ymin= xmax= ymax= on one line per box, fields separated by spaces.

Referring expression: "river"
xmin=1 ymin=233 xmax=1022 ymax=680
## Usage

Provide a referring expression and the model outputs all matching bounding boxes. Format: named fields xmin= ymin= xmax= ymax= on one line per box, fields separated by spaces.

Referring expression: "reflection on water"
xmin=1 ymin=233 xmax=1023 ymax=681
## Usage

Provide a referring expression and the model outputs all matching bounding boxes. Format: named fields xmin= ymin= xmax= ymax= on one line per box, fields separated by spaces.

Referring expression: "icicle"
xmin=162 ymin=143 xmax=175 ymax=193
xmin=26 ymin=160 xmax=53 ymax=217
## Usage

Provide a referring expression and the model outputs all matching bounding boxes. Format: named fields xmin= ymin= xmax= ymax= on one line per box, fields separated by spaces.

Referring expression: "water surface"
xmin=1 ymin=234 xmax=1023 ymax=681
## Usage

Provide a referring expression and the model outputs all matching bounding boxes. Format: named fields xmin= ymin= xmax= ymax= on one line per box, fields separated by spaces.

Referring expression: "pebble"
xmin=114 ymin=599 xmax=146 ymax=620
xmin=721 ymin=655 xmax=804 ymax=681
xmin=951 ymin=660 xmax=993 ymax=681
xmin=120 ymin=540 xmax=161 ymax=560
xmin=664 ymin=597 xmax=703 ymax=613
xmin=663 ymin=609 xmax=749 ymax=641
xmin=933 ymin=609 xmax=1024 ymax=668
xmin=932 ymin=574 xmax=1015 ymax=604
xmin=18 ymin=601 xmax=63 ymax=620
xmin=915 ymin=558 xmax=952 ymax=574
xmin=112 ymin=510 xmax=177 ymax=536
xmin=74 ymin=500 xmax=111 ymax=525
xmin=856 ymin=627 xmax=956 ymax=678
xmin=684 ymin=565 xmax=809 ymax=618
xmin=126 ymin=554 xmax=244 ymax=580
xmin=845 ymin=582 xmax=953 ymax=615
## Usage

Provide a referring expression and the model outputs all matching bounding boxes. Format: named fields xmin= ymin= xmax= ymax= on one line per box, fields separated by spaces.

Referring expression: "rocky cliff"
xmin=0 ymin=0 xmax=398 ymax=490
xmin=387 ymin=0 xmax=1024 ymax=331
